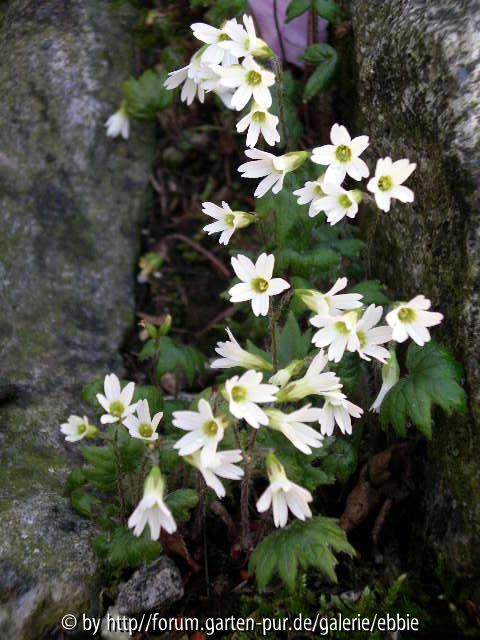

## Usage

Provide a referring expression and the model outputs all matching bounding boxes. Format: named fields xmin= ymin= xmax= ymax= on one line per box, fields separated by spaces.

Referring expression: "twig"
xmin=166 ymin=233 xmax=230 ymax=278
xmin=194 ymin=306 xmax=235 ymax=338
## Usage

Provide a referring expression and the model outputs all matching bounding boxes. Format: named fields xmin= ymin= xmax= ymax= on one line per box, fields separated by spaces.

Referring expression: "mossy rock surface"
xmin=351 ymin=0 xmax=480 ymax=590
xmin=0 ymin=1 xmax=154 ymax=637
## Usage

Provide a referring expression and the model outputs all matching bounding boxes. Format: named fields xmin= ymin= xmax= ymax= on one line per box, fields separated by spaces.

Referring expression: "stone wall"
xmin=0 ymin=1 xmax=154 ymax=637
xmin=351 ymin=0 xmax=480 ymax=588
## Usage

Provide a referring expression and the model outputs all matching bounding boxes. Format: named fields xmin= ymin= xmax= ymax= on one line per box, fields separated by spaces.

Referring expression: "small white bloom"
xmin=187 ymin=449 xmax=244 ymax=498
xmin=224 ymin=369 xmax=278 ymax=428
xmin=164 ymin=52 xmax=216 ymax=105
xmin=312 ymin=181 xmax=361 ymax=225
xmin=386 ymin=295 xmax=443 ymax=346
xmin=356 ymin=305 xmax=392 ymax=363
xmin=311 ymin=123 xmax=369 ymax=185
xmin=237 ymin=102 xmax=280 ymax=147
xmin=211 ymin=327 xmax=272 ymax=371
xmin=96 ymin=373 xmax=137 ymax=425
xmin=105 ymin=104 xmax=130 ymax=140
xmin=128 ymin=467 xmax=176 ymax=540
xmin=293 ymin=176 xmax=328 ymax=217
xmin=202 ymin=201 xmax=254 ymax=245
xmin=256 ymin=453 xmax=312 ymax=528
xmin=238 ymin=148 xmax=309 ymax=198
xmin=276 ymin=350 xmax=342 ymax=402
xmin=219 ymin=14 xmax=273 ymax=60
xmin=266 ymin=405 xmax=324 ymax=454
xmin=60 ymin=415 xmax=96 ymax=442
xmin=319 ymin=392 xmax=363 ymax=436
xmin=123 ymin=399 xmax=163 ymax=442
xmin=296 ymin=277 xmax=363 ymax=318
xmin=371 ymin=348 xmax=400 ymax=413
xmin=191 ymin=20 xmax=239 ymax=66
xmin=215 ymin=56 xmax=274 ymax=110
xmin=367 ymin=157 xmax=416 ymax=212
xmin=173 ymin=399 xmax=225 ymax=467
xmin=311 ymin=311 xmax=360 ymax=363
xmin=229 ymin=253 xmax=290 ymax=317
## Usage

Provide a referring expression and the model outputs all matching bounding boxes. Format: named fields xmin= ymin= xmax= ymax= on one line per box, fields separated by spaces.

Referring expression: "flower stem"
xmin=111 ymin=426 xmax=127 ymax=524
xmin=269 ymin=305 xmax=278 ymax=373
xmin=272 ymin=55 xmax=290 ymax=150
xmin=273 ymin=0 xmax=286 ymax=61
xmin=240 ymin=429 xmax=259 ymax=551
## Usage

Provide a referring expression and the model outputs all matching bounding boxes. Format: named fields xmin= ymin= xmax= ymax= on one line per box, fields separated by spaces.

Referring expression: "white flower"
xmin=311 ymin=123 xmax=369 ymax=185
xmin=187 ymin=449 xmax=244 ymax=498
xmin=96 ymin=373 xmax=137 ymax=425
xmin=164 ymin=52 xmax=216 ymax=105
xmin=276 ymin=350 xmax=342 ymax=402
xmin=312 ymin=181 xmax=362 ymax=225
xmin=386 ymin=295 xmax=443 ymax=346
xmin=237 ymin=102 xmax=280 ymax=147
xmin=215 ymin=56 xmax=274 ymax=110
xmin=123 ymin=399 xmax=163 ymax=442
xmin=211 ymin=327 xmax=272 ymax=371
xmin=296 ymin=277 xmax=363 ymax=318
xmin=219 ymin=14 xmax=273 ymax=60
xmin=191 ymin=20 xmax=239 ymax=66
xmin=172 ymin=399 xmax=225 ymax=466
xmin=202 ymin=201 xmax=254 ymax=245
xmin=105 ymin=104 xmax=130 ymax=140
xmin=60 ymin=415 xmax=96 ymax=442
xmin=128 ymin=467 xmax=176 ymax=540
xmin=319 ymin=392 xmax=363 ymax=436
xmin=371 ymin=348 xmax=400 ymax=413
xmin=224 ymin=369 xmax=278 ymax=428
xmin=266 ymin=406 xmax=324 ymax=454
xmin=293 ymin=176 xmax=328 ymax=217
xmin=238 ymin=148 xmax=309 ymax=198
xmin=229 ymin=253 xmax=290 ymax=317
xmin=356 ymin=305 xmax=392 ymax=363
xmin=256 ymin=453 xmax=312 ymax=528
xmin=367 ymin=157 xmax=416 ymax=212
xmin=311 ymin=311 xmax=360 ymax=363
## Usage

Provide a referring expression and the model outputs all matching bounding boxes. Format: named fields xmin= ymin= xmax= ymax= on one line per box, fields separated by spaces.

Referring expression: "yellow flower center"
xmin=225 ymin=212 xmax=235 ymax=227
xmin=203 ymin=420 xmax=219 ymax=436
xmin=78 ymin=423 xmax=87 ymax=434
xmin=334 ymin=321 xmax=349 ymax=335
xmin=338 ymin=194 xmax=352 ymax=209
xmin=251 ymin=277 xmax=269 ymax=293
xmin=109 ymin=401 xmax=124 ymax=418
xmin=378 ymin=175 xmax=393 ymax=192
xmin=218 ymin=33 xmax=231 ymax=42
xmin=246 ymin=70 xmax=262 ymax=86
xmin=231 ymin=385 xmax=247 ymax=402
xmin=357 ymin=330 xmax=366 ymax=349
xmin=335 ymin=144 xmax=352 ymax=163
xmin=398 ymin=307 xmax=415 ymax=323
xmin=252 ymin=110 xmax=266 ymax=123
xmin=314 ymin=184 xmax=325 ymax=197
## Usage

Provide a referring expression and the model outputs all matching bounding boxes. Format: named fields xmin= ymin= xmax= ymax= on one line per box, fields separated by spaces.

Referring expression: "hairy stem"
xmin=240 ymin=429 xmax=259 ymax=551
xmin=112 ymin=426 xmax=127 ymax=524
xmin=269 ymin=305 xmax=278 ymax=372
xmin=273 ymin=0 xmax=286 ymax=61
xmin=272 ymin=55 xmax=290 ymax=150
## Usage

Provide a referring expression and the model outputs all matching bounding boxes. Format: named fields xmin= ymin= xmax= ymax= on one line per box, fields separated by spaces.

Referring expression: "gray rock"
xmin=351 ymin=0 xmax=480 ymax=586
xmin=116 ymin=557 xmax=184 ymax=615
xmin=0 ymin=1 xmax=154 ymax=638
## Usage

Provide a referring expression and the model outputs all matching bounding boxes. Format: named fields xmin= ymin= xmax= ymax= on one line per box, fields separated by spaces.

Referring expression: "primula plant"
xmin=63 ymin=7 xmax=467 ymax=595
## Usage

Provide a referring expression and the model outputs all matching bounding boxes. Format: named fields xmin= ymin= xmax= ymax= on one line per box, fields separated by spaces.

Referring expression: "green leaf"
xmin=155 ymin=336 xmax=206 ymax=386
xmin=380 ymin=342 xmax=467 ymax=438
xmin=320 ymin=437 xmax=357 ymax=483
xmin=249 ymin=517 xmax=355 ymax=591
xmin=349 ymin=280 xmax=390 ymax=305
xmin=206 ymin=0 xmax=247 ymax=23
xmin=81 ymin=444 xmax=116 ymax=491
xmin=80 ymin=378 xmax=104 ymax=408
xmin=165 ymin=489 xmax=198 ymax=522
xmin=331 ymin=352 xmax=362 ymax=394
xmin=271 ymin=70 xmax=304 ymax=147
xmin=65 ymin=468 xmax=86 ymax=493
xmin=93 ymin=527 xmax=162 ymax=568
xmin=70 ymin=489 xmax=100 ymax=518
xmin=303 ymin=45 xmax=338 ymax=102
xmin=123 ymin=69 xmax=172 ymax=120
xmin=276 ymin=312 xmax=312 ymax=368
xmin=132 ymin=385 xmax=163 ymax=416
xmin=276 ymin=247 xmax=339 ymax=277
xmin=313 ymin=0 xmax=341 ymax=22
xmin=286 ymin=0 xmax=311 ymax=22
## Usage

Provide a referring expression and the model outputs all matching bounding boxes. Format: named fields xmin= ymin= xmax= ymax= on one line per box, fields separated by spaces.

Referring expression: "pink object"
xmin=249 ymin=0 xmax=328 ymax=68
